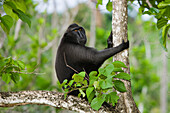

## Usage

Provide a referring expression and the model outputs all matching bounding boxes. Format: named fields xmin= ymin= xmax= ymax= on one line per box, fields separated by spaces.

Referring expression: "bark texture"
xmin=89 ymin=1 xmax=96 ymax=47
xmin=112 ymin=0 xmax=140 ymax=113
xmin=161 ymin=51 xmax=167 ymax=113
xmin=0 ymin=91 xmax=113 ymax=113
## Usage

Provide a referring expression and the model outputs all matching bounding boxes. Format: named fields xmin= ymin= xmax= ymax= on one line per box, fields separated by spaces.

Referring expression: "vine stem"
xmin=65 ymin=85 xmax=89 ymax=94
xmin=64 ymin=52 xmax=89 ymax=81
xmin=64 ymin=52 xmax=79 ymax=73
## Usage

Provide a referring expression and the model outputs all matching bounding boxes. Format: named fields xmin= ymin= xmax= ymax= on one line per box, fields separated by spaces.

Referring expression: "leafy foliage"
xmin=106 ymin=0 xmax=112 ymax=12
xmin=142 ymin=1 xmax=170 ymax=51
xmin=0 ymin=55 xmax=26 ymax=83
xmin=0 ymin=15 xmax=13 ymax=34
xmin=135 ymin=0 xmax=170 ymax=51
xmin=60 ymin=61 xmax=130 ymax=110
xmin=96 ymin=0 xmax=112 ymax=12
xmin=96 ymin=0 xmax=103 ymax=8
xmin=96 ymin=0 xmax=170 ymax=51
xmin=0 ymin=0 xmax=31 ymax=34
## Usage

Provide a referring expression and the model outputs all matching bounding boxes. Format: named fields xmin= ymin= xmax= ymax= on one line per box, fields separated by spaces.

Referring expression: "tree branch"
xmin=0 ymin=90 xmax=113 ymax=112
xmin=146 ymin=0 xmax=152 ymax=8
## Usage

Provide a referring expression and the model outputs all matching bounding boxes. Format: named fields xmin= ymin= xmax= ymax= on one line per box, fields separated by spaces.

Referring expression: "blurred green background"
xmin=0 ymin=0 xmax=169 ymax=113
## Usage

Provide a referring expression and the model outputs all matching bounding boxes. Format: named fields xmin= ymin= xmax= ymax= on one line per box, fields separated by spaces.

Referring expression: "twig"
xmin=66 ymin=85 xmax=89 ymax=94
xmin=63 ymin=52 xmax=79 ymax=73
xmin=146 ymin=0 xmax=152 ymax=8
xmin=26 ymin=64 xmax=39 ymax=70
xmin=137 ymin=0 xmax=142 ymax=6
xmin=83 ymin=68 xmax=89 ymax=81
xmin=14 ymin=19 xmax=22 ymax=41
xmin=11 ymin=71 xmax=45 ymax=75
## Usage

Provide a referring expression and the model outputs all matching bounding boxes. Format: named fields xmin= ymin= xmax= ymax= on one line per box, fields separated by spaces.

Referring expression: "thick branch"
xmin=0 ymin=90 xmax=112 ymax=113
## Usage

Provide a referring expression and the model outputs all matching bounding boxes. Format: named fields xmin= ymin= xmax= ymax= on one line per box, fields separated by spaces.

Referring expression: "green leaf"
xmin=158 ymin=1 xmax=170 ymax=8
xmin=3 ymin=1 xmax=26 ymax=19
xmin=89 ymin=71 xmax=98 ymax=77
xmin=11 ymin=73 xmax=20 ymax=83
xmin=139 ymin=6 xmax=144 ymax=13
xmin=114 ymin=80 xmax=127 ymax=92
xmin=2 ymin=73 xmax=11 ymax=84
xmin=5 ymin=67 xmax=13 ymax=73
xmin=12 ymin=0 xmax=26 ymax=12
xmin=105 ymin=92 xmax=119 ymax=106
xmin=106 ymin=1 xmax=112 ymax=12
xmin=143 ymin=8 xmax=159 ymax=15
xmin=99 ymin=64 xmax=115 ymax=77
xmin=159 ymin=24 xmax=170 ymax=51
xmin=61 ymin=79 xmax=68 ymax=87
xmin=86 ymin=87 xmax=95 ymax=103
xmin=79 ymin=89 xmax=85 ymax=97
xmin=110 ymin=92 xmax=119 ymax=106
xmin=0 ymin=15 xmax=13 ymax=34
xmin=165 ymin=0 xmax=170 ymax=3
xmin=98 ymin=67 xmax=105 ymax=75
xmin=96 ymin=0 xmax=103 ymax=8
xmin=162 ymin=6 xmax=170 ymax=18
xmin=16 ymin=60 xmax=25 ymax=70
xmin=64 ymin=89 xmax=69 ymax=93
xmin=162 ymin=24 xmax=170 ymax=47
xmin=105 ymin=93 xmax=111 ymax=103
xmin=4 ymin=56 xmax=12 ymax=64
xmin=143 ymin=11 xmax=152 ymax=15
xmin=112 ymin=61 xmax=127 ymax=68
xmin=68 ymin=80 xmax=74 ymax=86
xmin=89 ymin=71 xmax=98 ymax=86
xmin=86 ymin=87 xmax=94 ymax=97
xmin=150 ymin=7 xmax=159 ymax=13
xmin=97 ymin=0 xmax=102 ymax=4
xmin=64 ymin=93 xmax=67 ymax=99
xmin=99 ymin=77 xmax=113 ymax=89
xmin=72 ymin=74 xmax=84 ymax=83
xmin=78 ymin=93 xmax=81 ymax=98
xmin=12 ymin=9 xmax=31 ymax=27
xmin=82 ymin=80 xmax=88 ymax=86
xmin=112 ymin=67 xmax=124 ymax=72
xmin=63 ymin=79 xmax=68 ymax=84
xmin=76 ymin=83 xmax=82 ymax=87
xmin=104 ymin=64 xmax=114 ymax=77
xmin=3 ymin=1 xmax=18 ymax=20
xmin=114 ymin=72 xmax=131 ymax=80
xmin=4 ymin=1 xmax=17 ymax=9
xmin=78 ymin=71 xmax=86 ymax=78
xmin=93 ymin=81 xmax=99 ymax=89
xmin=64 ymin=84 xmax=68 ymax=89
xmin=157 ymin=18 xmax=168 ymax=29
xmin=0 ymin=58 xmax=7 ymax=69
xmin=91 ymin=95 xmax=106 ymax=110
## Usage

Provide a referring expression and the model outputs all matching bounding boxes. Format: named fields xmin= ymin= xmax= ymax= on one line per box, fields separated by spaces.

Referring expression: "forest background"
xmin=0 ymin=0 xmax=169 ymax=113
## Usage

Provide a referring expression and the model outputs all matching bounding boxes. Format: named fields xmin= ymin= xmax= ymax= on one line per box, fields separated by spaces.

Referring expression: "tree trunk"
xmin=160 ymin=51 xmax=167 ymax=113
xmin=89 ymin=1 xmax=96 ymax=47
xmin=112 ymin=0 xmax=140 ymax=112
xmin=51 ymin=0 xmax=58 ymax=86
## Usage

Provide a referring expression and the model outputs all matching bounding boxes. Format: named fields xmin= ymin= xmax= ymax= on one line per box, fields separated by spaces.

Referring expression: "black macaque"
xmin=55 ymin=23 xmax=129 ymax=96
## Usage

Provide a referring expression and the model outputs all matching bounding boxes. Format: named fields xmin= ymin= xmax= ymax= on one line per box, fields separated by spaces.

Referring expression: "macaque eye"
xmin=74 ymin=30 xmax=78 ymax=32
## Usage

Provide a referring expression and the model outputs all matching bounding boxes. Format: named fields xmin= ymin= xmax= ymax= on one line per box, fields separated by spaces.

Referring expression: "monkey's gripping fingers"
xmin=122 ymin=40 xmax=129 ymax=49
xmin=107 ymin=31 xmax=113 ymax=48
